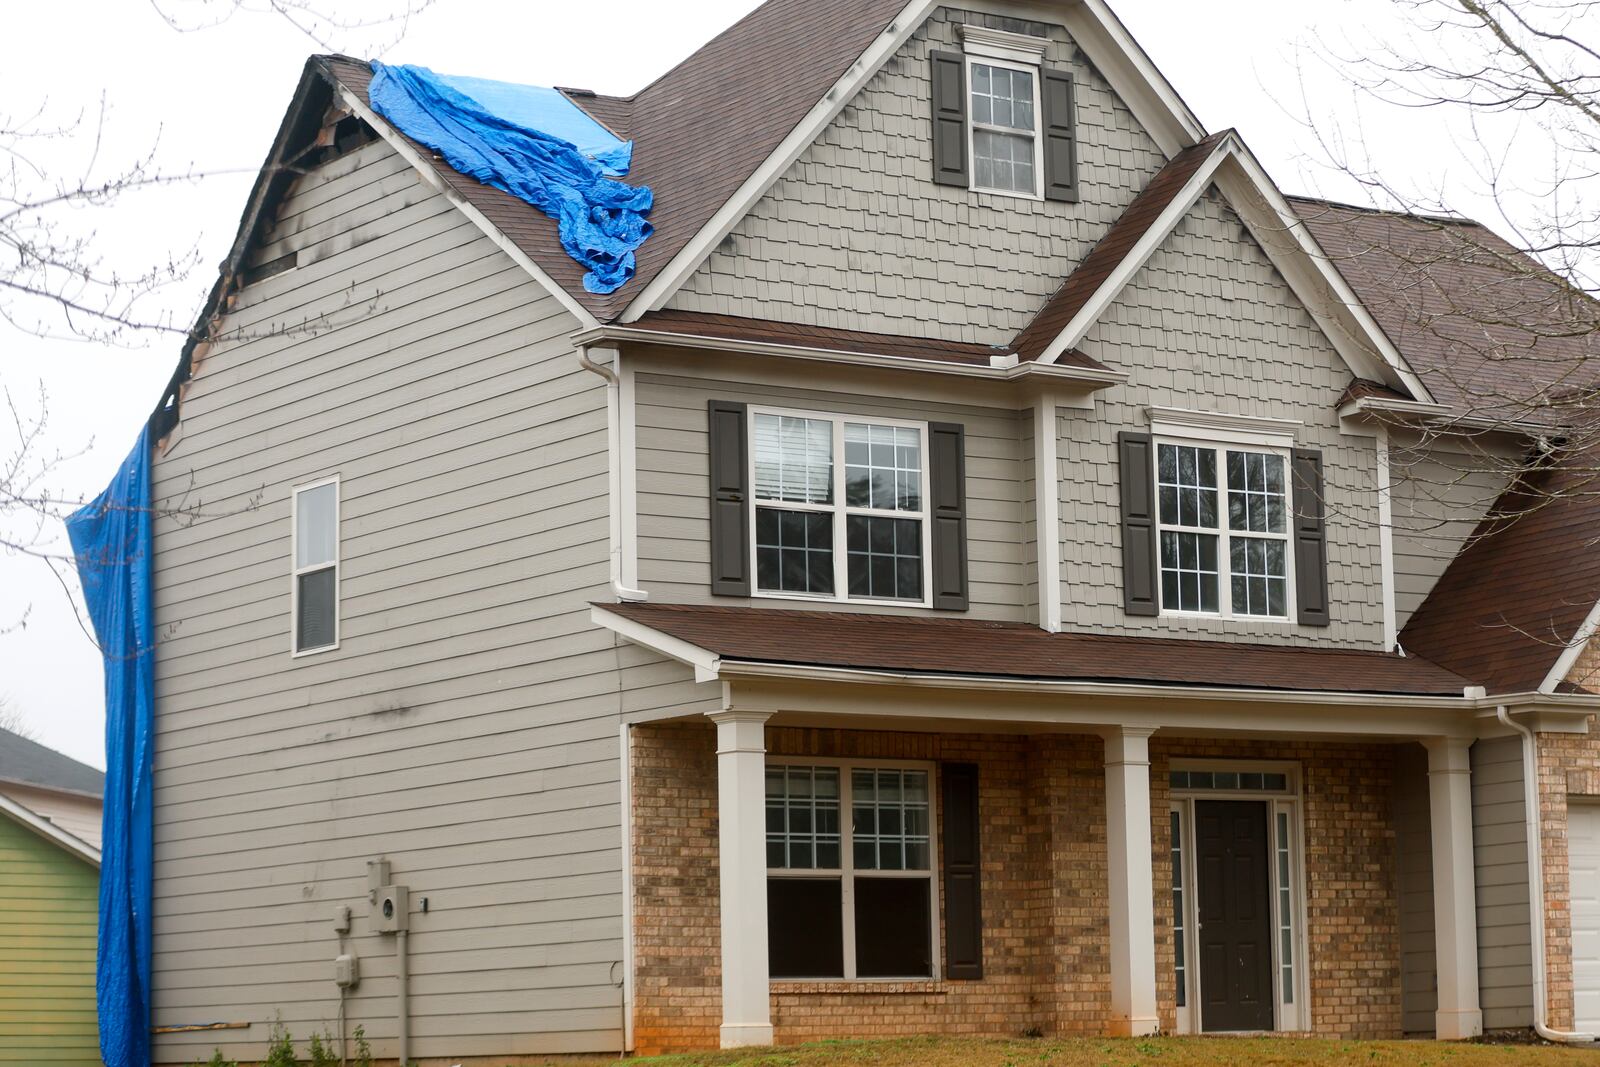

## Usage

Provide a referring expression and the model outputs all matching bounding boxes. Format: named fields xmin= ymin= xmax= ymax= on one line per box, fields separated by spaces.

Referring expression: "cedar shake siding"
xmin=1059 ymin=190 xmax=1387 ymax=647
xmin=666 ymin=8 xmax=1170 ymax=344
xmin=149 ymin=135 xmax=625 ymax=1063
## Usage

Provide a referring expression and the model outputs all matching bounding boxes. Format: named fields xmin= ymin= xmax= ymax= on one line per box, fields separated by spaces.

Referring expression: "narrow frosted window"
xmin=1171 ymin=808 xmax=1186 ymax=1008
xmin=1276 ymin=810 xmax=1294 ymax=1004
xmin=293 ymin=480 xmax=339 ymax=652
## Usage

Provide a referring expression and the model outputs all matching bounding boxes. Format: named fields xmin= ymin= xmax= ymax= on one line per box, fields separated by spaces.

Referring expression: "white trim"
xmin=1375 ymin=427 xmax=1399 ymax=651
xmin=1145 ymin=406 xmax=1301 ymax=449
xmin=1059 ymin=0 xmax=1206 ymax=158
xmin=571 ymin=323 xmax=1128 ymax=389
xmin=765 ymin=756 xmax=941 ymax=982
xmin=709 ymin=710 xmax=776 ymax=1048
xmin=1213 ymin=147 xmax=1435 ymax=405
xmin=621 ymin=0 xmax=935 ymax=321
xmin=334 ymin=84 xmax=601 ymax=332
xmin=1036 ymin=136 xmax=1231 ymax=364
xmin=958 ymin=22 xmax=1047 ymax=65
xmin=0 ymin=793 xmax=99 ymax=868
xmin=964 ymin=53 xmax=1045 ymax=201
xmin=290 ymin=475 xmax=340 ymax=657
xmin=618 ymin=721 xmax=636 ymax=1053
xmin=1539 ymin=596 xmax=1600 ymax=693
xmin=1034 ymin=397 xmax=1062 ymax=631
xmin=1150 ymin=437 xmax=1297 ymax=622
xmin=1423 ymin=736 xmax=1484 ymax=1039
xmin=589 ymin=604 xmax=721 ymax=683
xmin=1104 ymin=726 xmax=1160 ymax=1036
xmin=746 ymin=405 xmax=933 ymax=609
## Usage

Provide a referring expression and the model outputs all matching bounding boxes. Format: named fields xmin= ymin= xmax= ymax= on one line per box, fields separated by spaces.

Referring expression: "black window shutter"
xmin=941 ymin=762 xmax=983 ymax=980
xmin=707 ymin=400 xmax=750 ymax=596
xmin=929 ymin=422 xmax=969 ymax=611
xmin=1118 ymin=431 xmax=1160 ymax=616
xmin=1291 ymin=448 xmax=1331 ymax=627
xmin=930 ymin=51 xmax=969 ymax=187
xmin=1041 ymin=68 xmax=1078 ymax=202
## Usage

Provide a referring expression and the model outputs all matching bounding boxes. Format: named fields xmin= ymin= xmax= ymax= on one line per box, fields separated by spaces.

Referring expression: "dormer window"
xmin=930 ymin=24 xmax=1077 ymax=202
xmin=969 ymin=60 xmax=1039 ymax=196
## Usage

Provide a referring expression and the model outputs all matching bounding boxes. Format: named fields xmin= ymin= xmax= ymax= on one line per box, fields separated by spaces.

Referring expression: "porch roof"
xmin=595 ymin=602 xmax=1471 ymax=697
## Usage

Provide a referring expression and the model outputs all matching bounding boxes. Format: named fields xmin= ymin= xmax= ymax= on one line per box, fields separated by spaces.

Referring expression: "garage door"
xmin=1570 ymin=804 xmax=1600 ymax=1031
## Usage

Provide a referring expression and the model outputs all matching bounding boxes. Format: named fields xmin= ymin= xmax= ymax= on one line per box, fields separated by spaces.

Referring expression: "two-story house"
xmin=121 ymin=0 xmax=1600 ymax=1061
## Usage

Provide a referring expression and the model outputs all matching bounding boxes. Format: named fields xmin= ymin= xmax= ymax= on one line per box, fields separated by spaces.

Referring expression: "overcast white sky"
xmin=0 ymin=0 xmax=1552 ymax=769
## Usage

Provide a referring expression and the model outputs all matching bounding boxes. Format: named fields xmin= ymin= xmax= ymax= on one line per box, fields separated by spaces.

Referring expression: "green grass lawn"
xmin=553 ymin=1035 xmax=1598 ymax=1066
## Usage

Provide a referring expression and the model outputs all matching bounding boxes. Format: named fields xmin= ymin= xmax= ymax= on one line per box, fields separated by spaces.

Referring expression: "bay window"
xmin=751 ymin=409 xmax=929 ymax=605
xmin=766 ymin=762 xmax=938 ymax=980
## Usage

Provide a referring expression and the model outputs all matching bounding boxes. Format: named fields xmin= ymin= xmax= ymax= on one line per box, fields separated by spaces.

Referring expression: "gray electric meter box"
xmin=374 ymin=884 xmax=409 ymax=933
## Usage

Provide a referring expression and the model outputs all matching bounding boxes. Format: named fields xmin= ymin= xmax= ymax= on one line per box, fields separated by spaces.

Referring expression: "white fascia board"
xmin=620 ymin=0 xmax=937 ymax=322
xmin=590 ymin=604 xmax=722 ymax=683
xmin=1215 ymin=145 xmax=1437 ymax=405
xmin=1037 ymin=135 xmax=1233 ymax=364
xmin=335 ymin=84 xmax=601 ymax=332
xmin=1058 ymin=0 xmax=1207 ymax=158
xmin=0 ymin=793 xmax=100 ymax=868
xmin=1538 ymin=596 xmax=1600 ymax=694
xmin=571 ymin=324 xmax=1129 ymax=389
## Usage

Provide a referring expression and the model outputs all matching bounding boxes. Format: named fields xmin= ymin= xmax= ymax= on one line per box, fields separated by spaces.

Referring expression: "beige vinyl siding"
xmin=1388 ymin=433 xmax=1522 ymax=632
xmin=150 ymin=135 xmax=626 ymax=1063
xmin=1 ymin=786 xmax=101 ymax=850
xmin=1471 ymin=735 xmax=1535 ymax=1030
xmin=665 ymin=8 xmax=1167 ymax=345
xmin=1060 ymin=189 xmax=1387 ymax=648
xmin=632 ymin=366 xmax=1028 ymax=620
xmin=1393 ymin=742 xmax=1437 ymax=1035
xmin=0 ymin=812 xmax=98 ymax=1064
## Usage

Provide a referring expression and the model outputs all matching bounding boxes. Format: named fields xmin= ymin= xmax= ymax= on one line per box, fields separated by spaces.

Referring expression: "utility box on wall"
xmin=374 ymin=884 xmax=409 ymax=933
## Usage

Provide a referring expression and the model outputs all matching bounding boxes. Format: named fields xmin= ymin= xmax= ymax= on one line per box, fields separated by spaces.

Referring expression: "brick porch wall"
xmin=630 ymin=723 xmax=1402 ymax=1052
xmin=1532 ymin=713 xmax=1600 ymax=1031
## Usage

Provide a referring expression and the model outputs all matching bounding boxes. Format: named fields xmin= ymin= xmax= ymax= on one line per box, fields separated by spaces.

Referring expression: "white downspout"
xmin=1497 ymin=705 xmax=1596 ymax=1043
xmin=578 ymin=345 xmax=648 ymax=602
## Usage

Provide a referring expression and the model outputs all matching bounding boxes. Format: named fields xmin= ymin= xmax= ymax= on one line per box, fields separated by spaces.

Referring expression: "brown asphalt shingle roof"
xmin=1290 ymin=197 xmax=1600 ymax=426
xmin=322 ymin=0 xmax=908 ymax=320
xmin=1400 ymin=440 xmax=1600 ymax=695
xmin=1012 ymin=132 xmax=1231 ymax=362
xmin=629 ymin=308 xmax=1111 ymax=371
xmin=600 ymin=601 xmax=1471 ymax=696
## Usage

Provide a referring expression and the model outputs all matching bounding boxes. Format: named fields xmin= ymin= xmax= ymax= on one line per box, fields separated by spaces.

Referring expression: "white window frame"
xmin=290 ymin=475 xmax=341 ymax=657
xmin=1169 ymin=759 xmax=1309 ymax=1034
xmin=766 ymin=756 xmax=942 ymax=983
xmin=747 ymin=406 xmax=933 ymax=608
xmin=1152 ymin=437 xmax=1297 ymax=622
xmin=964 ymin=53 xmax=1044 ymax=201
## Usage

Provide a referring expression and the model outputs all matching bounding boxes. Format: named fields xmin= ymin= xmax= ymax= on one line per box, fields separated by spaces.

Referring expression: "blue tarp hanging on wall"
xmin=66 ymin=427 xmax=155 ymax=1067
xmin=368 ymin=61 xmax=653 ymax=295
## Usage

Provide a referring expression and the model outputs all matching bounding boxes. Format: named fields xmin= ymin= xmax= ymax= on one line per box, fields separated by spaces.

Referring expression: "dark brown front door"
xmin=1196 ymin=799 xmax=1274 ymax=1032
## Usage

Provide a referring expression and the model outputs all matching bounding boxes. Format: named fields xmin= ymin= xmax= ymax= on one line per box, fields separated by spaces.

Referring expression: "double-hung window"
xmin=292 ymin=477 xmax=339 ymax=653
xmin=968 ymin=58 xmax=1040 ymax=197
xmin=1155 ymin=442 xmax=1292 ymax=619
xmin=766 ymin=762 xmax=937 ymax=980
xmin=751 ymin=410 xmax=929 ymax=605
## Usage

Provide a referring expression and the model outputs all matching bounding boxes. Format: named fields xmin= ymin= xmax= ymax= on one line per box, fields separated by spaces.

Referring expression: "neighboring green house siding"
xmin=0 ymin=812 xmax=98 ymax=1064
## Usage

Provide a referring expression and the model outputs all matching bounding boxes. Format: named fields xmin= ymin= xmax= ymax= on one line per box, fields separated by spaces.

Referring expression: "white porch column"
xmin=1103 ymin=726 xmax=1160 ymax=1036
xmin=709 ymin=711 xmax=775 ymax=1048
xmin=1424 ymin=736 xmax=1484 ymax=1040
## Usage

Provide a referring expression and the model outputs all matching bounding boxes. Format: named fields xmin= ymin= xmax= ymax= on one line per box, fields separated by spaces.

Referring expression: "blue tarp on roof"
xmin=368 ymin=61 xmax=652 ymax=295
xmin=66 ymin=428 xmax=155 ymax=1067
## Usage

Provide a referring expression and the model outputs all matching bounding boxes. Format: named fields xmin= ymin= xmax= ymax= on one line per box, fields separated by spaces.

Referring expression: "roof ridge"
xmin=1285 ymin=194 xmax=1480 ymax=229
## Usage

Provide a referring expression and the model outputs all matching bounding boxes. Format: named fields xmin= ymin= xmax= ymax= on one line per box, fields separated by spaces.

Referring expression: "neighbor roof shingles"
xmin=0 ymin=728 xmax=105 ymax=798
xmin=599 ymin=601 xmax=1470 ymax=696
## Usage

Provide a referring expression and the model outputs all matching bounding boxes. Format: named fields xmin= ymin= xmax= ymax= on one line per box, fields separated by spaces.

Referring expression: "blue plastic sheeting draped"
xmin=369 ymin=61 xmax=652 ymax=295
xmin=66 ymin=427 xmax=155 ymax=1067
